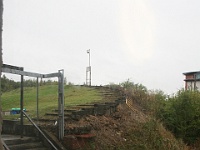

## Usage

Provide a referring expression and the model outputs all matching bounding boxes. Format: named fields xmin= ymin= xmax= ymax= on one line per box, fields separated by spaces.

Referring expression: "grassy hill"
xmin=2 ymin=84 xmax=102 ymax=118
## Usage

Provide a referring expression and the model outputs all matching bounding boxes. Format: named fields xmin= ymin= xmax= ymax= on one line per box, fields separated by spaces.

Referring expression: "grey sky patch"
xmin=3 ymin=0 xmax=200 ymax=94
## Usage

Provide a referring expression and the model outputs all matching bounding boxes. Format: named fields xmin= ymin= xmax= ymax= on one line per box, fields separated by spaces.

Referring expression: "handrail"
xmin=2 ymin=139 xmax=10 ymax=150
xmin=22 ymin=110 xmax=58 ymax=150
xmin=126 ymin=98 xmax=138 ymax=112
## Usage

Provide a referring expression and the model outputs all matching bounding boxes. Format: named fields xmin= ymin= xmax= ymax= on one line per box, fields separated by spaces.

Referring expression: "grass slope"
xmin=2 ymin=85 xmax=102 ymax=118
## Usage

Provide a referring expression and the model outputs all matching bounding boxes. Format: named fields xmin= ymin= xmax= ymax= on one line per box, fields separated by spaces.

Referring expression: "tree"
xmin=158 ymin=90 xmax=200 ymax=144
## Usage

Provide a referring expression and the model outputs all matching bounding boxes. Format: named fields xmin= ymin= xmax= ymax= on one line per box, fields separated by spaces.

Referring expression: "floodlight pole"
xmin=88 ymin=49 xmax=90 ymax=67
xmin=86 ymin=49 xmax=91 ymax=86
xmin=88 ymin=49 xmax=91 ymax=86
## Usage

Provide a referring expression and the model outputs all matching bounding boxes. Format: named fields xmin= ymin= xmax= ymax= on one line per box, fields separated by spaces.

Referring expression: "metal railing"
xmin=126 ymin=98 xmax=138 ymax=112
xmin=22 ymin=110 xmax=58 ymax=150
xmin=2 ymin=139 xmax=10 ymax=150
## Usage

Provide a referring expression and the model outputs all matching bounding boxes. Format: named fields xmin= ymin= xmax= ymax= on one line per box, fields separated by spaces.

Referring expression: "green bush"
xmin=158 ymin=90 xmax=200 ymax=144
xmin=120 ymin=79 xmax=166 ymax=115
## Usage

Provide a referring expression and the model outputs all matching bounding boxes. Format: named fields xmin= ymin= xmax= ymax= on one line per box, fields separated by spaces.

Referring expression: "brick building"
xmin=183 ymin=71 xmax=200 ymax=91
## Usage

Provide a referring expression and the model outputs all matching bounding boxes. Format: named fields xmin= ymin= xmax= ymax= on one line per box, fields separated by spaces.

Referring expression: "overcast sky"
xmin=2 ymin=0 xmax=200 ymax=94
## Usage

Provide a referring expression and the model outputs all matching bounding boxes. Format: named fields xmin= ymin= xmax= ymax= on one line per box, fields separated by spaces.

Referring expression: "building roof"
xmin=183 ymin=71 xmax=200 ymax=75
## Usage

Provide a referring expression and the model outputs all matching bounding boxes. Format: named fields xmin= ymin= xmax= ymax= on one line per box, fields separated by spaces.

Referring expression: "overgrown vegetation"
xmin=119 ymin=79 xmax=166 ymax=115
xmin=158 ymin=90 xmax=200 ymax=145
xmin=116 ymin=120 xmax=186 ymax=150
xmin=118 ymin=79 xmax=200 ymax=148
xmin=2 ymin=77 xmax=199 ymax=149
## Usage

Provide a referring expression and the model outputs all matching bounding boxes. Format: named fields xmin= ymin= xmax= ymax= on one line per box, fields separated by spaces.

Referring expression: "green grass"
xmin=1 ymin=85 xmax=102 ymax=118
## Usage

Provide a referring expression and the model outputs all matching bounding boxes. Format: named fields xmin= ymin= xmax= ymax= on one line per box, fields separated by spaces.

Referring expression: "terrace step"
xmin=41 ymin=98 xmax=126 ymax=122
xmin=36 ymin=116 xmax=72 ymax=122
xmin=53 ymin=109 xmax=78 ymax=112
xmin=2 ymin=134 xmax=48 ymax=150
xmin=65 ymin=125 xmax=92 ymax=135
xmin=25 ymin=148 xmax=48 ymax=150
xmin=76 ymin=104 xmax=95 ymax=107
xmin=8 ymin=142 xmax=45 ymax=150
xmin=45 ymin=112 xmax=72 ymax=117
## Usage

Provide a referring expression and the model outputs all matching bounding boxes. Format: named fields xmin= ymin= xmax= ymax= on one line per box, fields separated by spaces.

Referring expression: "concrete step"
xmin=65 ymin=125 xmax=92 ymax=135
xmin=45 ymin=112 xmax=72 ymax=116
xmin=26 ymin=148 xmax=48 ymax=150
xmin=2 ymin=135 xmax=35 ymax=145
xmin=8 ymin=142 xmax=44 ymax=150
xmin=2 ymin=134 xmax=47 ymax=150
xmin=54 ymin=109 xmax=78 ymax=112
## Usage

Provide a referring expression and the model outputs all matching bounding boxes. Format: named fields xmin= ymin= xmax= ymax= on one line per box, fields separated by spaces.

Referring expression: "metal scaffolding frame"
xmin=2 ymin=64 xmax=65 ymax=140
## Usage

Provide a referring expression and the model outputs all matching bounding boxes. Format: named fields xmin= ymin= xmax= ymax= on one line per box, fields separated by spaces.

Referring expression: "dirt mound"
xmin=62 ymin=102 xmax=187 ymax=150
xmin=84 ymin=104 xmax=146 ymax=149
xmin=62 ymin=103 xmax=143 ymax=149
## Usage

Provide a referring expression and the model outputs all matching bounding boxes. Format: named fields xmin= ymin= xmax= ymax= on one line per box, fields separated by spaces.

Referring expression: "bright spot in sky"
xmin=119 ymin=0 xmax=156 ymax=64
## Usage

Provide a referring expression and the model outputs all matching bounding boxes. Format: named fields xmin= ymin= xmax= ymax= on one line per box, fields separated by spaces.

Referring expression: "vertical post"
xmin=58 ymin=70 xmax=64 ymax=140
xmin=0 ymin=0 xmax=3 ymax=149
xmin=36 ymin=77 xmax=39 ymax=123
xmin=194 ymin=73 xmax=197 ymax=91
xmin=90 ymin=66 xmax=91 ymax=86
xmin=20 ymin=71 xmax=24 ymax=138
xmin=88 ymin=49 xmax=90 ymax=67
xmin=89 ymin=50 xmax=91 ymax=86
xmin=85 ymin=67 xmax=87 ymax=85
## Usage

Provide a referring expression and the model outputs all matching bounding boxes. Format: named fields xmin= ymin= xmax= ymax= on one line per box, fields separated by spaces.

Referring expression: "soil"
xmin=42 ymin=101 xmax=149 ymax=149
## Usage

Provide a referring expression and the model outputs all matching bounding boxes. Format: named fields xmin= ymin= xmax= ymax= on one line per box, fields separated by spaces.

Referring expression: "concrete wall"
xmin=2 ymin=120 xmax=38 ymax=136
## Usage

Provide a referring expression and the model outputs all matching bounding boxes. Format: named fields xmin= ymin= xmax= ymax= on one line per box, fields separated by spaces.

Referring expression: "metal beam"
xmin=3 ymin=64 xmax=23 ymax=71
xmin=2 ymin=64 xmax=60 ymax=78
xmin=43 ymin=72 xmax=60 ymax=78
xmin=2 ymin=67 xmax=43 ymax=78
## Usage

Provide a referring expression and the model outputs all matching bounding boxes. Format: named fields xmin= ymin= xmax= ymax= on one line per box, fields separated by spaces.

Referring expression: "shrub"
xmin=158 ymin=90 xmax=200 ymax=144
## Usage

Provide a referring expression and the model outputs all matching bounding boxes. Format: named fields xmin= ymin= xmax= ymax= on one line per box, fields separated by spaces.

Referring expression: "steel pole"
xmin=20 ymin=72 xmax=24 ymax=138
xmin=88 ymin=49 xmax=91 ymax=86
xmin=36 ymin=77 xmax=39 ymax=123
xmin=89 ymin=49 xmax=90 ymax=67
xmin=58 ymin=70 xmax=64 ymax=140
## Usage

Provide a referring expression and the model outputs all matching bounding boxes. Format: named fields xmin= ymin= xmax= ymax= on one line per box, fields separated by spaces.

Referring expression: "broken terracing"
xmin=39 ymin=86 xmax=126 ymax=127
xmin=40 ymin=86 xmax=126 ymax=149
xmin=2 ymin=86 xmax=126 ymax=149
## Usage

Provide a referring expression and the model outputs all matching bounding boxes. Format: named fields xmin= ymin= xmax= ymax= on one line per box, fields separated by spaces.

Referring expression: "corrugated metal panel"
xmin=196 ymin=73 xmax=200 ymax=79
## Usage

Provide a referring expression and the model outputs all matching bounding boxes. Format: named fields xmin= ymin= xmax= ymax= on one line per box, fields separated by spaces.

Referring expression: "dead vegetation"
xmin=40 ymin=85 xmax=188 ymax=149
xmin=62 ymin=101 xmax=188 ymax=150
